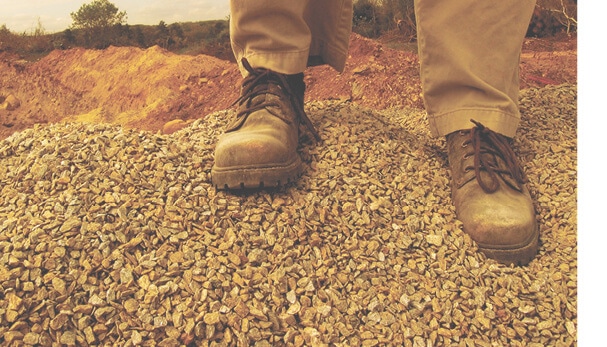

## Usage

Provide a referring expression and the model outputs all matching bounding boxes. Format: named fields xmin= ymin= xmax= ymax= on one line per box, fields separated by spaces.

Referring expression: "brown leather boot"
xmin=212 ymin=59 xmax=319 ymax=189
xmin=446 ymin=120 xmax=538 ymax=265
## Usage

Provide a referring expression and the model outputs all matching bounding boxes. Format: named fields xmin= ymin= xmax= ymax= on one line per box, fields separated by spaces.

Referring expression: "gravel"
xmin=0 ymin=84 xmax=577 ymax=346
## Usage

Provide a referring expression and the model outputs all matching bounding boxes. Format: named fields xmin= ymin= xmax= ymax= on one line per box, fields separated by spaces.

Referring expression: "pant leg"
xmin=414 ymin=0 xmax=536 ymax=137
xmin=305 ymin=0 xmax=353 ymax=72
xmin=230 ymin=0 xmax=352 ymax=76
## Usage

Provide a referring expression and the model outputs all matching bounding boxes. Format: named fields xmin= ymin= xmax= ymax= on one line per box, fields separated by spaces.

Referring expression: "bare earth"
xmin=0 ymin=33 xmax=576 ymax=140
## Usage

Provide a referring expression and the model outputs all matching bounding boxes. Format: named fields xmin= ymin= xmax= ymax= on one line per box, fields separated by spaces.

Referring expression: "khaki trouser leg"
xmin=230 ymin=0 xmax=353 ymax=76
xmin=415 ymin=0 xmax=536 ymax=137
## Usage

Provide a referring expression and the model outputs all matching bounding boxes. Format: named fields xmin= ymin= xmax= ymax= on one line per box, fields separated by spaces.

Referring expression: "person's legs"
xmin=229 ymin=0 xmax=352 ymax=75
xmin=415 ymin=0 xmax=539 ymax=265
xmin=213 ymin=0 xmax=352 ymax=189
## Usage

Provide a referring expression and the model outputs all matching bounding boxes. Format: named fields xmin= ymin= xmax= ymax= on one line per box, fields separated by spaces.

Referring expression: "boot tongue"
xmin=225 ymin=74 xmax=290 ymax=133
xmin=247 ymin=79 xmax=282 ymax=108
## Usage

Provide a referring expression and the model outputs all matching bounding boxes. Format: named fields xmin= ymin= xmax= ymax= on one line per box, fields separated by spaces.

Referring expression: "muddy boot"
xmin=212 ymin=59 xmax=319 ymax=189
xmin=446 ymin=120 xmax=539 ymax=265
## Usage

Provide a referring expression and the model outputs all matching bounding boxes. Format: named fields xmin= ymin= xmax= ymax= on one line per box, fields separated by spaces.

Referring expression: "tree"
xmin=62 ymin=29 xmax=77 ymax=46
xmin=156 ymin=21 xmax=171 ymax=49
xmin=70 ymin=0 xmax=127 ymax=48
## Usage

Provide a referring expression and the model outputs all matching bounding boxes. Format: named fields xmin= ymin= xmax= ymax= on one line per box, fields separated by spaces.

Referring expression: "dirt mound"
xmin=307 ymin=33 xmax=423 ymax=110
xmin=0 ymin=33 xmax=576 ymax=140
xmin=0 ymin=45 xmax=240 ymax=139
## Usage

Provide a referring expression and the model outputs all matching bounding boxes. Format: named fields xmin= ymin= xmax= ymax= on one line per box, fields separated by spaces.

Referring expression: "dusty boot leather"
xmin=446 ymin=120 xmax=538 ymax=265
xmin=212 ymin=59 xmax=319 ymax=189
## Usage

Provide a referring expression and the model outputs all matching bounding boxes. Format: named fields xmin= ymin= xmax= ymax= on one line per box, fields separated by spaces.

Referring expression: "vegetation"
xmin=0 ymin=19 xmax=231 ymax=61
xmin=351 ymin=0 xmax=578 ymax=39
xmin=530 ymin=0 xmax=577 ymax=36
xmin=70 ymin=0 xmax=127 ymax=48
xmin=0 ymin=19 xmax=56 ymax=59
xmin=0 ymin=0 xmax=231 ymax=61
xmin=1 ymin=0 xmax=576 ymax=62
xmin=353 ymin=0 xmax=416 ymax=40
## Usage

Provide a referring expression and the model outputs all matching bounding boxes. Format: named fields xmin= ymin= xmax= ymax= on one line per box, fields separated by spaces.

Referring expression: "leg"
xmin=229 ymin=0 xmax=311 ymax=75
xmin=415 ymin=0 xmax=539 ymax=265
xmin=229 ymin=0 xmax=352 ymax=75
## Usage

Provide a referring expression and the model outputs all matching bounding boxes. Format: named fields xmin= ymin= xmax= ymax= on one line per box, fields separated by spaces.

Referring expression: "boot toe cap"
xmin=454 ymin=186 xmax=539 ymax=265
xmin=214 ymin=133 xmax=293 ymax=169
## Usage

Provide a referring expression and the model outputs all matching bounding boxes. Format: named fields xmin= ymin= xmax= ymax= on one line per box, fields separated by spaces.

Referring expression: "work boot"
xmin=212 ymin=59 xmax=319 ymax=189
xmin=446 ymin=120 xmax=539 ymax=265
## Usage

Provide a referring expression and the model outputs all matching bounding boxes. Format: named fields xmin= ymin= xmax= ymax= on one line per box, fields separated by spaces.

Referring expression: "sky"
xmin=0 ymin=0 xmax=230 ymax=33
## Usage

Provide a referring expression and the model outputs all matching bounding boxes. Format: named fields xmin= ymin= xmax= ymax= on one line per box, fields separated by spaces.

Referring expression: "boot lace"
xmin=461 ymin=119 xmax=527 ymax=193
xmin=230 ymin=58 xmax=320 ymax=141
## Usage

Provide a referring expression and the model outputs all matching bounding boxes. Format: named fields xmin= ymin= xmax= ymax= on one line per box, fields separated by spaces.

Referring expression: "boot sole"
xmin=211 ymin=157 xmax=302 ymax=190
xmin=477 ymin=224 xmax=539 ymax=266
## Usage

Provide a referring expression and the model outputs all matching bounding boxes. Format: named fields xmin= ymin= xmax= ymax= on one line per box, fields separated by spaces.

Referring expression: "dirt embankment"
xmin=0 ymin=33 xmax=576 ymax=140
xmin=0 ymin=45 xmax=240 ymax=139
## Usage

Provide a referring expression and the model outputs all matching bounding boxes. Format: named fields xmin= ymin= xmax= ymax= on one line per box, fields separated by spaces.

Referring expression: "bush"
xmin=353 ymin=0 xmax=577 ymax=40
xmin=528 ymin=0 xmax=577 ymax=37
xmin=0 ymin=21 xmax=56 ymax=57
xmin=353 ymin=0 xmax=415 ymax=39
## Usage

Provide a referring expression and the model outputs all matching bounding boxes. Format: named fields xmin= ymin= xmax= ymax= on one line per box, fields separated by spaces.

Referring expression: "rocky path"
xmin=0 ymin=84 xmax=577 ymax=346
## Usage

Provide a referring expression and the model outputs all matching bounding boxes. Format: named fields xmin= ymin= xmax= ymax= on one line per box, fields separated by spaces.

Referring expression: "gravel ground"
xmin=0 ymin=84 xmax=576 ymax=346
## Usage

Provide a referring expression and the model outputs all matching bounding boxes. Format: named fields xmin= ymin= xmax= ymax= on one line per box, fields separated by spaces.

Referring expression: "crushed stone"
xmin=0 ymin=84 xmax=576 ymax=346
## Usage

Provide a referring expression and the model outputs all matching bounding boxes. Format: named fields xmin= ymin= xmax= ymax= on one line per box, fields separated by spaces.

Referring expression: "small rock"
xmin=23 ymin=332 xmax=40 ymax=345
xmin=162 ymin=119 xmax=191 ymax=134
xmin=426 ymin=234 xmax=443 ymax=246
xmin=0 ymin=94 xmax=21 ymax=110
xmin=204 ymin=311 xmax=221 ymax=325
